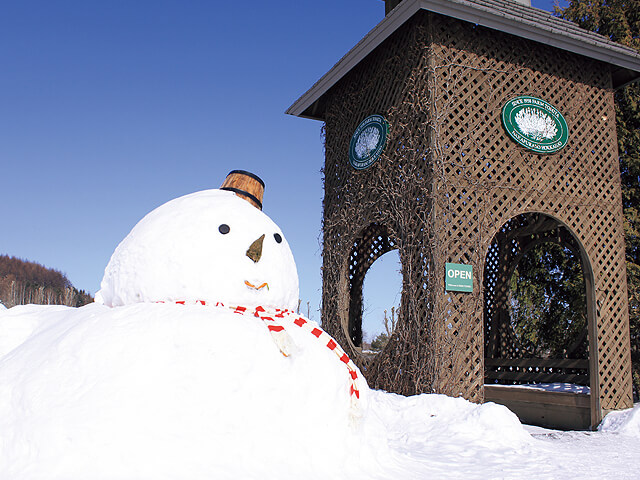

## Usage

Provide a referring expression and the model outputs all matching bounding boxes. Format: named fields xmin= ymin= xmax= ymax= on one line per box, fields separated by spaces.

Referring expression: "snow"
xmin=0 ymin=303 xmax=377 ymax=479
xmin=1 ymin=302 xmax=639 ymax=479
xmin=2 ymin=188 xmax=639 ymax=479
xmin=96 ymin=189 xmax=298 ymax=311
xmin=599 ymin=403 xmax=640 ymax=437
xmin=488 ymin=382 xmax=591 ymax=395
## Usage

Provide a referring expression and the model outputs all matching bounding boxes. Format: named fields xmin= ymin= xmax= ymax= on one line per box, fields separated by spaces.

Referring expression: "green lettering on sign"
xmin=445 ymin=263 xmax=473 ymax=293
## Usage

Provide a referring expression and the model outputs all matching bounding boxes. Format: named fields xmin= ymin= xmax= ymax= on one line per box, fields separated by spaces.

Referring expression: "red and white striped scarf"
xmin=163 ymin=300 xmax=361 ymax=403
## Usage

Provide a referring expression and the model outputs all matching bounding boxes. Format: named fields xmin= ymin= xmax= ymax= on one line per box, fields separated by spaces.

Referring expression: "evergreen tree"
xmin=509 ymin=244 xmax=588 ymax=359
xmin=557 ymin=0 xmax=640 ymax=399
xmin=370 ymin=307 xmax=397 ymax=352
xmin=371 ymin=332 xmax=389 ymax=352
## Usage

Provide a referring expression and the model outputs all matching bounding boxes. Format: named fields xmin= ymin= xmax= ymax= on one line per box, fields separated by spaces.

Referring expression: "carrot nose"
xmin=246 ymin=234 xmax=265 ymax=263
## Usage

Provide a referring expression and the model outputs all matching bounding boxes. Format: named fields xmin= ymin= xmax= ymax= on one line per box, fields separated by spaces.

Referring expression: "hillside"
xmin=0 ymin=255 xmax=93 ymax=308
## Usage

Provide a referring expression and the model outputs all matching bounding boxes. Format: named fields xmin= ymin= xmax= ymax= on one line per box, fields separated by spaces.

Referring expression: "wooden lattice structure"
xmin=288 ymin=0 xmax=640 ymax=428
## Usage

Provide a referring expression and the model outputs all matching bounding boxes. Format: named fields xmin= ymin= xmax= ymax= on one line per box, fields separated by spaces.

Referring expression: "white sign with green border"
xmin=445 ymin=263 xmax=473 ymax=293
xmin=502 ymin=96 xmax=569 ymax=154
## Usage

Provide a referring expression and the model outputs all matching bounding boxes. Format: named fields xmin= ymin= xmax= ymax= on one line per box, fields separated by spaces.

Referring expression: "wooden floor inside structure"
xmin=484 ymin=384 xmax=591 ymax=431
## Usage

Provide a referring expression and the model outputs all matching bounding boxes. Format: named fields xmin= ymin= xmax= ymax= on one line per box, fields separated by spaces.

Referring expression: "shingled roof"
xmin=287 ymin=0 xmax=640 ymax=120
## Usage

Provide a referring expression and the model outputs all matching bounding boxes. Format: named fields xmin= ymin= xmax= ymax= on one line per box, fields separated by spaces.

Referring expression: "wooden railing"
xmin=485 ymin=357 xmax=589 ymax=385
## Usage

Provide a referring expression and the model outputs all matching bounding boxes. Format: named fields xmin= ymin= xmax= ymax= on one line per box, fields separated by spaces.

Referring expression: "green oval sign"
xmin=502 ymin=96 xmax=569 ymax=154
xmin=349 ymin=114 xmax=389 ymax=170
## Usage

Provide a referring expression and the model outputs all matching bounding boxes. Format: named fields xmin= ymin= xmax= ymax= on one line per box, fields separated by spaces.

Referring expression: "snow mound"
xmin=369 ymin=390 xmax=531 ymax=450
xmin=0 ymin=303 xmax=385 ymax=479
xmin=0 ymin=304 xmax=71 ymax=357
xmin=599 ymin=403 xmax=640 ymax=438
xmin=96 ymin=189 xmax=298 ymax=311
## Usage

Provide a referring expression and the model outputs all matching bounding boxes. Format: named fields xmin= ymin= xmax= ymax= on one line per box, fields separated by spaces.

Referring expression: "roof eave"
xmin=612 ymin=68 xmax=640 ymax=89
xmin=286 ymin=0 xmax=640 ymax=120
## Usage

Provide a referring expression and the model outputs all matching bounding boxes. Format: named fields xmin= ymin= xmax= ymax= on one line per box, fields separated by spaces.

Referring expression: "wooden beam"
xmin=485 ymin=357 xmax=589 ymax=369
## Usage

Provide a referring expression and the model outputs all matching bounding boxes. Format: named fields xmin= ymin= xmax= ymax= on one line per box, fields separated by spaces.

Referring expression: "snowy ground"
xmin=373 ymin=391 xmax=640 ymax=479
xmin=1 ymin=302 xmax=638 ymax=480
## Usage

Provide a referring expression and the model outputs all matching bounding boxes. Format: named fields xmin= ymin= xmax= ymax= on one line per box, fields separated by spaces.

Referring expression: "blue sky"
xmin=2 ymin=0 xmax=561 ymax=332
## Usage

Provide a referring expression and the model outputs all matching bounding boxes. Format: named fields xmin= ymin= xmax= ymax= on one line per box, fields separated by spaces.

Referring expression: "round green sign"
xmin=349 ymin=114 xmax=389 ymax=170
xmin=502 ymin=96 xmax=569 ymax=154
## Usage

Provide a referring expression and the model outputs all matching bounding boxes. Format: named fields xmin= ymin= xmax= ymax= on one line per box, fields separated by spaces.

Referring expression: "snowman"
xmin=97 ymin=169 xmax=361 ymax=389
xmin=0 ymin=171 xmax=377 ymax=479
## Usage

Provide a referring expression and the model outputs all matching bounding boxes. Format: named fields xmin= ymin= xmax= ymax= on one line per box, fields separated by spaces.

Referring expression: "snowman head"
xmin=96 ymin=175 xmax=299 ymax=310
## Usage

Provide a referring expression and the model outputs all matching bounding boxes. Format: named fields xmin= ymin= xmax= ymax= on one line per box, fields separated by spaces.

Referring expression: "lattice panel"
xmin=321 ymin=14 xmax=436 ymax=396
xmin=430 ymin=14 xmax=632 ymax=412
xmin=319 ymin=11 xmax=633 ymax=414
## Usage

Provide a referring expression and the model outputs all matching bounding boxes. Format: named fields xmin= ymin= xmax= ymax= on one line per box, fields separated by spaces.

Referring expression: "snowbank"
xmin=369 ymin=390 xmax=531 ymax=458
xmin=599 ymin=403 xmax=640 ymax=438
xmin=3 ymin=302 xmax=639 ymax=479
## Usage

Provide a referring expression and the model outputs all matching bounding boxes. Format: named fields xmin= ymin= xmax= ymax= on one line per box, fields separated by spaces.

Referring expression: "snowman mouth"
xmin=244 ymin=280 xmax=269 ymax=291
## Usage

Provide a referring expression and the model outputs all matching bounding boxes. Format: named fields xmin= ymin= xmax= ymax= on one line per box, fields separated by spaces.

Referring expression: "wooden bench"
xmin=484 ymin=357 xmax=591 ymax=430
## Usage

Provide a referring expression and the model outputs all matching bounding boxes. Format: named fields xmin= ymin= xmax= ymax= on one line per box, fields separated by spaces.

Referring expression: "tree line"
xmin=0 ymin=255 xmax=93 ymax=308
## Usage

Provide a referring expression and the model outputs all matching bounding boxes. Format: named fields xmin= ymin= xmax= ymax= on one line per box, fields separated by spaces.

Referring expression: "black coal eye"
xmin=219 ymin=224 xmax=230 ymax=234
xmin=273 ymin=233 xmax=282 ymax=244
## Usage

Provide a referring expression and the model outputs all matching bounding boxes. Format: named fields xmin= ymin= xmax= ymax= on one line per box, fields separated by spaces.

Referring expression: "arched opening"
xmin=483 ymin=212 xmax=597 ymax=429
xmin=346 ymin=223 xmax=400 ymax=353
xmin=361 ymin=249 xmax=402 ymax=353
